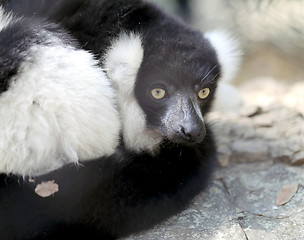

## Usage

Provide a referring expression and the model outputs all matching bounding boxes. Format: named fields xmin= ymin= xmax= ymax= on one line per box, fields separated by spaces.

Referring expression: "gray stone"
xmin=241 ymin=105 xmax=262 ymax=118
xmin=253 ymin=115 xmax=273 ymax=128
xmin=255 ymin=127 xmax=282 ymax=140
xmin=123 ymin=163 xmax=304 ymax=240
xmin=270 ymin=144 xmax=293 ymax=164
xmin=220 ymin=163 xmax=304 ymax=218
xmin=230 ymin=140 xmax=270 ymax=163
xmin=240 ymin=211 xmax=304 ymax=240
xmin=216 ymin=144 xmax=231 ymax=167
xmin=124 ymin=181 xmax=247 ymax=240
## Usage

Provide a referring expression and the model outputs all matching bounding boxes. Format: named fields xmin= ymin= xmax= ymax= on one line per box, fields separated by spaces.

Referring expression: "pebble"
xmin=292 ymin=151 xmax=304 ymax=165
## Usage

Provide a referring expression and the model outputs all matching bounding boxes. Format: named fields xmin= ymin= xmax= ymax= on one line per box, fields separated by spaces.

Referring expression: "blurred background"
xmin=149 ymin=0 xmax=304 ymax=113
xmin=150 ymin=0 xmax=304 ymax=83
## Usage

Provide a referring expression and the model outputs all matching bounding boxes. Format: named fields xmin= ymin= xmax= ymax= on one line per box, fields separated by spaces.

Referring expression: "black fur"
xmin=0 ymin=132 xmax=216 ymax=240
xmin=3 ymin=0 xmax=220 ymax=66
xmin=0 ymin=0 xmax=220 ymax=239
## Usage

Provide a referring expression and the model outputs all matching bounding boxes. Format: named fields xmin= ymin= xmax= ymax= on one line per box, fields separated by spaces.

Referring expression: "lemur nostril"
xmin=182 ymin=128 xmax=195 ymax=138
xmin=179 ymin=123 xmax=206 ymax=143
xmin=180 ymin=126 xmax=190 ymax=138
xmin=180 ymin=125 xmax=197 ymax=140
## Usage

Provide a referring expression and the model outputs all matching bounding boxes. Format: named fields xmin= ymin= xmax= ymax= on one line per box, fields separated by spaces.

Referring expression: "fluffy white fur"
xmin=0 ymin=6 xmax=15 ymax=31
xmin=0 ymin=34 xmax=120 ymax=176
xmin=205 ymin=30 xmax=242 ymax=83
xmin=205 ymin=30 xmax=243 ymax=112
xmin=104 ymin=33 xmax=162 ymax=153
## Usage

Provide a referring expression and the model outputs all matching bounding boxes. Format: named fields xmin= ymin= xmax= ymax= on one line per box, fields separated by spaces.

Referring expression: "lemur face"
xmin=134 ymin=34 xmax=220 ymax=144
xmin=104 ymin=29 xmax=239 ymax=152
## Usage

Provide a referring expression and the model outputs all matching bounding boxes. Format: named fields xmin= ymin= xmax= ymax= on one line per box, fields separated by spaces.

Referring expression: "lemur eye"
xmin=151 ymin=88 xmax=166 ymax=100
xmin=198 ymin=88 xmax=210 ymax=99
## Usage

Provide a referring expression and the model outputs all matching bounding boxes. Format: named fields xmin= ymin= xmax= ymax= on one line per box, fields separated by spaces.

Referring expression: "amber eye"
xmin=198 ymin=88 xmax=210 ymax=99
xmin=151 ymin=88 xmax=166 ymax=100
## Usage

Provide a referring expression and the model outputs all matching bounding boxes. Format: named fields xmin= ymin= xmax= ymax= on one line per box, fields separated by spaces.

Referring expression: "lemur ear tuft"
xmin=205 ymin=30 xmax=242 ymax=83
xmin=103 ymin=32 xmax=144 ymax=95
xmin=205 ymin=30 xmax=243 ymax=112
xmin=0 ymin=6 xmax=15 ymax=31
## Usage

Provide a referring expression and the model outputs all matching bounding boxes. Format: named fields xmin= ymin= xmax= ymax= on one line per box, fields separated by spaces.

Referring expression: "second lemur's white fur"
xmin=0 ymin=30 xmax=120 ymax=176
xmin=104 ymin=33 xmax=162 ymax=153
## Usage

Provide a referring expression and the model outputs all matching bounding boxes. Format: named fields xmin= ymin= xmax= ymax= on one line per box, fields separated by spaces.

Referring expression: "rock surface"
xmin=123 ymin=79 xmax=304 ymax=240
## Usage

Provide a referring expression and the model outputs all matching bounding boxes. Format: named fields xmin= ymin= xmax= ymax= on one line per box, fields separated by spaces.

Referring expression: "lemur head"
xmin=104 ymin=28 xmax=240 ymax=153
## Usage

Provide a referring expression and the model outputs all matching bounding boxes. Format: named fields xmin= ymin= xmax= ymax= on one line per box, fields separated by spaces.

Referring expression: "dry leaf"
xmin=35 ymin=180 xmax=59 ymax=198
xmin=276 ymin=183 xmax=298 ymax=206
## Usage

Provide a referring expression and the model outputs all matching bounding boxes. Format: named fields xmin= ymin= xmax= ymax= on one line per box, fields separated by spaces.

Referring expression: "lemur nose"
xmin=179 ymin=123 xmax=206 ymax=143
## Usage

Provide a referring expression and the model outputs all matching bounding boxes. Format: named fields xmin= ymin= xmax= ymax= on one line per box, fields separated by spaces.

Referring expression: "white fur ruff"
xmin=205 ymin=30 xmax=243 ymax=112
xmin=104 ymin=33 xmax=162 ymax=153
xmin=205 ymin=30 xmax=242 ymax=83
xmin=0 ymin=34 xmax=120 ymax=176
xmin=0 ymin=6 xmax=16 ymax=31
